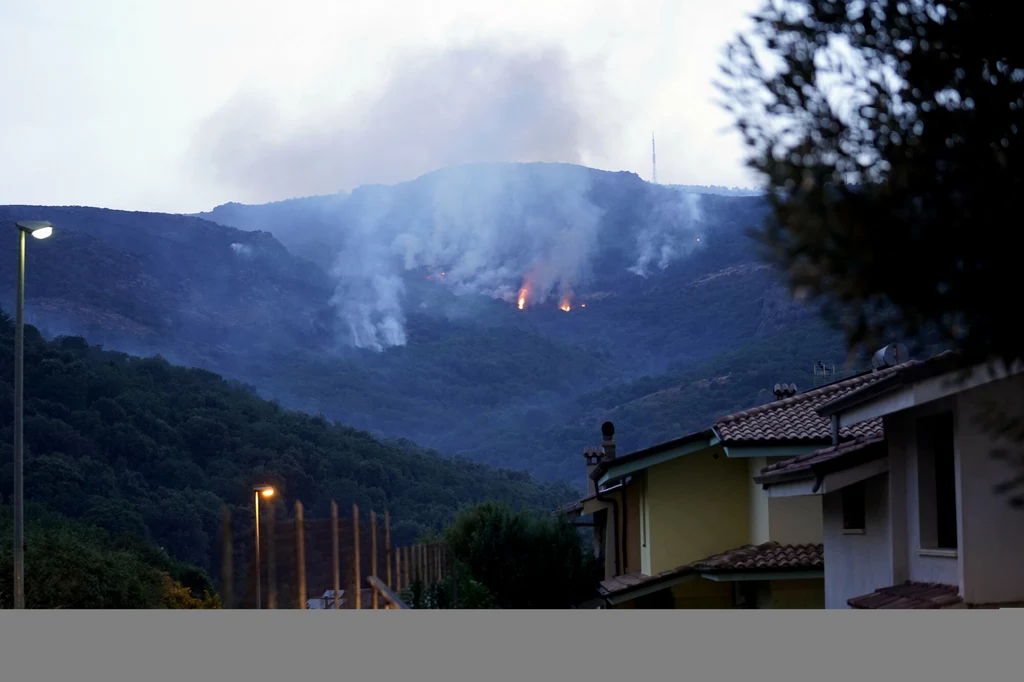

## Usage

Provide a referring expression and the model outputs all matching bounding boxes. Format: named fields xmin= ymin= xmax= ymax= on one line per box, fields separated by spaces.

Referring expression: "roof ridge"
xmin=714 ymin=363 xmax=909 ymax=426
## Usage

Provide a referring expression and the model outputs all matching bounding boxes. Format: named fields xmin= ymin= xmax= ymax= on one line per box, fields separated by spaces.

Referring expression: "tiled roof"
xmin=755 ymin=435 xmax=887 ymax=484
xmin=598 ymin=564 xmax=693 ymax=598
xmin=713 ymin=370 xmax=897 ymax=444
xmin=691 ymin=541 xmax=824 ymax=574
xmin=816 ymin=351 xmax=959 ymax=417
xmin=596 ymin=541 xmax=823 ymax=601
xmin=847 ymin=582 xmax=963 ymax=609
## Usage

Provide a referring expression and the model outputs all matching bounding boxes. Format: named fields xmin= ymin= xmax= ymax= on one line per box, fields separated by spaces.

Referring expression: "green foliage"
xmin=0 ymin=506 xmax=218 ymax=609
xmin=720 ymin=0 xmax=1024 ymax=366
xmin=403 ymin=569 xmax=497 ymax=610
xmin=0 ymin=313 xmax=576 ymax=588
xmin=439 ymin=501 xmax=600 ymax=609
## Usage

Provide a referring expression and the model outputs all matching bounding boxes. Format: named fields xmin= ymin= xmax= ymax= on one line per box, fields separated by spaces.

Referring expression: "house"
xmin=564 ymin=370 xmax=902 ymax=609
xmin=755 ymin=351 xmax=1024 ymax=609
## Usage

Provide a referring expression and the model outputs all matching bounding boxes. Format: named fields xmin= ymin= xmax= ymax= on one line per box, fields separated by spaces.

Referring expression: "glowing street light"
xmin=12 ymin=220 xmax=55 ymax=609
xmin=253 ymin=485 xmax=275 ymax=609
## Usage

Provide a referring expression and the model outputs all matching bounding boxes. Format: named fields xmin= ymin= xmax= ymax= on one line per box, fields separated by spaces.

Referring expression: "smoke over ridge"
xmin=196 ymin=42 xmax=704 ymax=350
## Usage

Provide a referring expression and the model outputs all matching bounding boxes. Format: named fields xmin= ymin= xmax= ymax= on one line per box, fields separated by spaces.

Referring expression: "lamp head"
xmin=16 ymin=220 xmax=54 ymax=239
xmin=253 ymin=485 xmax=275 ymax=498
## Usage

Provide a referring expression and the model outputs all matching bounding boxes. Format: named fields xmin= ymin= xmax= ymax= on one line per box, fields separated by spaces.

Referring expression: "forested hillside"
xmin=4 ymin=163 xmax=846 ymax=485
xmin=0 ymin=310 xmax=575 ymax=578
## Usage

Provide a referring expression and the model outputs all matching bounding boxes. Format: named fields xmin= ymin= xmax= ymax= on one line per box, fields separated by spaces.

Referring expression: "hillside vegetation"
xmin=0 ymin=310 xmax=575 ymax=579
xmin=4 ymin=163 xmax=846 ymax=484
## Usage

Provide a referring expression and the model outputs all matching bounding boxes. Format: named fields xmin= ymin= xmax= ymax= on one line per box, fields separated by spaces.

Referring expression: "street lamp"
xmin=253 ymin=485 xmax=274 ymax=609
xmin=12 ymin=220 xmax=54 ymax=610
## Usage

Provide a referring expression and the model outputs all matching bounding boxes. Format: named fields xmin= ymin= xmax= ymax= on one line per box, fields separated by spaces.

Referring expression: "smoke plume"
xmin=195 ymin=41 xmax=705 ymax=351
xmin=194 ymin=42 xmax=612 ymax=202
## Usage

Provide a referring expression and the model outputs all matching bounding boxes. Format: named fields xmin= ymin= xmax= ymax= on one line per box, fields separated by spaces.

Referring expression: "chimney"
xmin=601 ymin=421 xmax=616 ymax=461
xmin=772 ymin=383 xmax=798 ymax=400
xmin=584 ymin=447 xmax=602 ymax=497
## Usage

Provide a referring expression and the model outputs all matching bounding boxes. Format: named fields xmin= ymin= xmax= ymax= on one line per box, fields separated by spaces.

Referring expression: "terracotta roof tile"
xmin=598 ymin=564 xmax=693 ymax=597
xmin=756 ymin=435 xmax=887 ymax=483
xmin=713 ymin=370 xmax=897 ymax=444
xmin=691 ymin=541 xmax=823 ymax=573
xmin=847 ymin=582 xmax=962 ymax=609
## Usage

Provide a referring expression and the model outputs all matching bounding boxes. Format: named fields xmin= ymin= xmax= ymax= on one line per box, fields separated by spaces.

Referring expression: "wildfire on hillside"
xmin=518 ymin=288 xmax=528 ymax=310
xmin=559 ymin=292 xmax=572 ymax=312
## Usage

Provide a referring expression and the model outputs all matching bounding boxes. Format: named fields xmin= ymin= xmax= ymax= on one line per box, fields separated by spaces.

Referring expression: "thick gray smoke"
xmin=629 ymin=191 xmax=704 ymax=277
xmin=195 ymin=41 xmax=704 ymax=351
xmin=194 ymin=43 xmax=611 ymax=203
xmin=327 ymin=163 xmax=605 ymax=350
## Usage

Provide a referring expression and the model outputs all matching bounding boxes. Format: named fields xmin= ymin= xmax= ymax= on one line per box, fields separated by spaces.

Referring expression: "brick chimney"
xmin=584 ymin=447 xmax=602 ymax=497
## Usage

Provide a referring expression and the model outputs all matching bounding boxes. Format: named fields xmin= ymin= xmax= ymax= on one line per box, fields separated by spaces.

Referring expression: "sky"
xmin=0 ymin=0 xmax=762 ymax=214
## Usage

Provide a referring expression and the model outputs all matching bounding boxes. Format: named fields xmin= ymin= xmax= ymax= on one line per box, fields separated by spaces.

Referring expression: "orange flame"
xmin=517 ymin=288 xmax=528 ymax=310
xmin=560 ymin=302 xmax=571 ymax=312
xmin=559 ymin=292 xmax=573 ymax=312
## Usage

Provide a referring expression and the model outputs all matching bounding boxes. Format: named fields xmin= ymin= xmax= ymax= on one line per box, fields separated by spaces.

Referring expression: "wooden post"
xmin=405 ymin=546 xmax=411 ymax=588
xmin=352 ymin=504 xmax=361 ymax=610
xmin=296 ymin=501 xmax=307 ymax=609
xmin=267 ymin=501 xmax=277 ymax=609
xmin=451 ymin=549 xmax=458 ymax=608
xmin=220 ymin=507 xmax=233 ymax=609
xmin=395 ymin=544 xmax=402 ymax=592
xmin=331 ymin=500 xmax=340 ymax=610
xmin=370 ymin=510 xmax=379 ymax=610
xmin=385 ymin=511 xmax=392 ymax=590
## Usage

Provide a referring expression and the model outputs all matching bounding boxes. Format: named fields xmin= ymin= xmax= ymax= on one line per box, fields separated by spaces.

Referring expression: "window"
xmin=841 ymin=482 xmax=866 ymax=532
xmin=917 ymin=412 xmax=959 ymax=551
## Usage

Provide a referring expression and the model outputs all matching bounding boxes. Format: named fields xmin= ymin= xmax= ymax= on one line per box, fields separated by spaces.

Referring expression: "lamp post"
xmin=12 ymin=220 xmax=54 ymax=610
xmin=253 ymin=485 xmax=274 ymax=609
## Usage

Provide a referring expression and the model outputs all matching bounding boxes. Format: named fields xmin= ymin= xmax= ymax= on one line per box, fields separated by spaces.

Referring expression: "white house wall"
xmin=955 ymin=373 xmax=1024 ymax=605
xmin=822 ymin=474 xmax=893 ymax=609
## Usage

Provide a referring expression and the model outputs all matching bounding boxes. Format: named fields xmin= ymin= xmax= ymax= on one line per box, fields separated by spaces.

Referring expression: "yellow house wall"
xmin=622 ymin=480 xmax=643 ymax=575
xmin=671 ymin=578 xmax=734 ymax=609
xmin=769 ymin=579 xmax=826 ymax=609
xmin=645 ymin=449 xmax=750 ymax=575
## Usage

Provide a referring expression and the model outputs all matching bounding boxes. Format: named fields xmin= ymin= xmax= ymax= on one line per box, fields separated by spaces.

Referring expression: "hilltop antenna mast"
xmin=651 ymin=133 xmax=657 ymax=184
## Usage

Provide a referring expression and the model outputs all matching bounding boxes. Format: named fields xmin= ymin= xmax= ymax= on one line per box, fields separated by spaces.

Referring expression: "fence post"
xmin=296 ymin=501 xmax=307 ymax=609
xmin=385 ymin=511 xmax=392 ymax=591
xmin=267 ymin=501 xmax=277 ymax=609
xmin=405 ymin=546 xmax=411 ymax=589
xmin=421 ymin=544 xmax=428 ymax=584
xmin=331 ymin=500 xmax=340 ymax=610
xmin=451 ymin=548 xmax=458 ymax=608
xmin=370 ymin=510 xmax=379 ymax=610
xmin=220 ymin=507 xmax=233 ymax=609
xmin=395 ymin=544 xmax=401 ymax=593
xmin=353 ymin=504 xmax=361 ymax=610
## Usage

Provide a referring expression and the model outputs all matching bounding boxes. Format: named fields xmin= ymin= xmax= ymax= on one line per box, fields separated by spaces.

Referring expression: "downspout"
xmin=620 ymin=477 xmax=631 ymax=574
xmin=593 ymin=484 xmax=620 ymax=577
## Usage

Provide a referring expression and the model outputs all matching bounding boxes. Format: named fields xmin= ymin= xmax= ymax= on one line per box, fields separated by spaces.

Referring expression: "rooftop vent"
xmin=872 ymin=343 xmax=910 ymax=370
xmin=773 ymin=383 xmax=798 ymax=399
